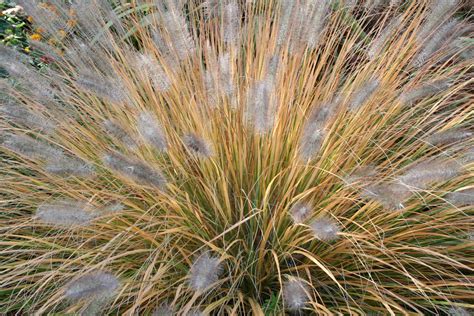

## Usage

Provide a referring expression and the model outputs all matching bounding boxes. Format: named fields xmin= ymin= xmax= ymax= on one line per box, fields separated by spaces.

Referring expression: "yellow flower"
xmin=27 ymin=16 xmax=33 ymax=23
xmin=30 ymin=33 xmax=42 ymax=41
xmin=58 ymin=30 xmax=67 ymax=38
xmin=24 ymin=47 xmax=31 ymax=53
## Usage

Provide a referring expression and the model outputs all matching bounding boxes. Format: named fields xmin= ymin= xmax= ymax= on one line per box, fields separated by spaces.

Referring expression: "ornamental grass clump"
xmin=0 ymin=0 xmax=472 ymax=314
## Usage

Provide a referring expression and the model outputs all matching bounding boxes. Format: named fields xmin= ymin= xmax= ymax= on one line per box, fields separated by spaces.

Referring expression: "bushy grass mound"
xmin=0 ymin=0 xmax=472 ymax=314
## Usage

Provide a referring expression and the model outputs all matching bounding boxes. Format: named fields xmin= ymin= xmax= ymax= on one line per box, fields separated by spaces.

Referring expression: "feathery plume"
xmin=222 ymin=1 xmax=240 ymax=45
xmin=343 ymin=165 xmax=378 ymax=186
xmin=445 ymin=189 xmax=474 ymax=207
xmin=204 ymin=52 xmax=235 ymax=105
xmin=299 ymin=98 xmax=340 ymax=160
xmin=361 ymin=182 xmax=411 ymax=210
xmin=188 ymin=252 xmax=222 ymax=292
xmin=416 ymin=0 xmax=458 ymax=44
xmin=64 ymin=270 xmax=120 ymax=302
xmin=425 ymin=129 xmax=472 ymax=147
xmin=1 ymin=134 xmax=94 ymax=176
xmin=36 ymin=199 xmax=96 ymax=227
xmin=187 ymin=309 xmax=204 ymax=316
xmin=413 ymin=19 xmax=459 ymax=68
xmin=283 ymin=278 xmax=309 ymax=311
xmin=103 ymin=119 xmax=139 ymax=150
xmin=76 ymin=72 xmax=129 ymax=104
xmin=399 ymin=79 xmax=452 ymax=105
xmin=276 ymin=0 xmax=296 ymax=47
xmin=16 ymin=0 xmax=69 ymax=39
xmin=152 ymin=304 xmax=175 ymax=316
xmin=1 ymin=134 xmax=62 ymax=161
xmin=103 ymin=152 xmax=167 ymax=189
xmin=137 ymin=111 xmax=168 ymax=152
xmin=304 ymin=0 xmax=331 ymax=48
xmin=309 ymin=216 xmax=340 ymax=242
xmin=182 ymin=133 xmax=214 ymax=158
xmin=203 ymin=0 xmax=220 ymax=18
xmin=160 ymin=9 xmax=195 ymax=61
xmin=446 ymin=306 xmax=471 ymax=316
xmin=0 ymin=46 xmax=56 ymax=101
xmin=245 ymin=80 xmax=275 ymax=134
xmin=348 ymin=78 xmax=380 ymax=111
xmin=289 ymin=202 xmax=312 ymax=224
xmin=396 ymin=158 xmax=463 ymax=190
xmin=134 ymin=53 xmax=172 ymax=92
xmin=45 ymin=154 xmax=95 ymax=177
xmin=0 ymin=101 xmax=55 ymax=133
xmin=368 ymin=16 xmax=403 ymax=60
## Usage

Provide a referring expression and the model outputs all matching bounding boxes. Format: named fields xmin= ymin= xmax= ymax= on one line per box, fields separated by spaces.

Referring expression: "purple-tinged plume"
xmin=399 ymin=79 xmax=452 ymax=105
xmin=183 ymin=133 xmax=214 ymax=158
xmin=445 ymin=188 xmax=474 ymax=207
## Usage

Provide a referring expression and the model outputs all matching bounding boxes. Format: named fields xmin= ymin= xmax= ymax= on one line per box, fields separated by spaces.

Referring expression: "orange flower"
xmin=27 ymin=16 xmax=34 ymax=23
xmin=67 ymin=19 xmax=77 ymax=28
xmin=30 ymin=33 xmax=42 ymax=41
xmin=36 ymin=27 xmax=45 ymax=34
xmin=58 ymin=30 xmax=67 ymax=38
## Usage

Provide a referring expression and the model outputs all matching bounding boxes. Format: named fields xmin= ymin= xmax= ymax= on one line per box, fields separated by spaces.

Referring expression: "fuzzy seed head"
xmin=348 ymin=78 xmax=380 ymax=111
xmin=425 ymin=129 xmax=472 ymax=147
xmin=45 ymin=154 xmax=95 ymax=177
xmin=188 ymin=253 xmax=222 ymax=292
xmin=1 ymin=134 xmax=62 ymax=161
xmin=309 ymin=217 xmax=340 ymax=242
xmin=290 ymin=202 xmax=312 ymax=224
xmin=245 ymin=80 xmax=275 ymax=134
xmin=361 ymin=183 xmax=411 ymax=210
xmin=399 ymin=79 xmax=452 ymax=105
xmin=36 ymin=199 xmax=96 ymax=227
xmin=152 ymin=304 xmax=174 ymax=316
xmin=134 ymin=53 xmax=171 ymax=92
xmin=103 ymin=152 xmax=167 ymax=189
xmin=183 ymin=133 xmax=214 ymax=158
xmin=137 ymin=111 xmax=168 ymax=152
xmin=64 ymin=270 xmax=120 ymax=302
xmin=445 ymin=189 xmax=474 ymax=207
xmin=103 ymin=119 xmax=139 ymax=150
xmin=397 ymin=158 xmax=462 ymax=190
xmin=447 ymin=306 xmax=471 ymax=316
xmin=283 ymin=278 xmax=309 ymax=311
